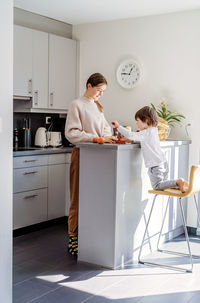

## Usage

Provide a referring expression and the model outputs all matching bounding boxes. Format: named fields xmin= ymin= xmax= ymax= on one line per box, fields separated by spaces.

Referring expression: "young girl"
xmin=112 ymin=106 xmax=189 ymax=193
xmin=65 ymin=73 xmax=117 ymax=256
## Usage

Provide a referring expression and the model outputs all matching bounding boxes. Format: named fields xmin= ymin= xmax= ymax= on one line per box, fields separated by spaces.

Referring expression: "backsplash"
xmin=13 ymin=113 xmax=71 ymax=147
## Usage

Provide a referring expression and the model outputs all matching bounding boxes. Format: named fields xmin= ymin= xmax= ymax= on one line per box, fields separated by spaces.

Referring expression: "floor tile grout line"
xmin=79 ymin=275 xmax=128 ymax=303
xmin=13 ymin=259 xmax=75 ymax=286
xmin=80 ymin=266 xmax=183 ymax=303
xmin=13 ymin=266 xmax=62 ymax=287
xmin=186 ymin=292 xmax=200 ymax=303
xmin=25 ymin=270 xmax=97 ymax=303
xmin=26 ymin=285 xmax=63 ymax=303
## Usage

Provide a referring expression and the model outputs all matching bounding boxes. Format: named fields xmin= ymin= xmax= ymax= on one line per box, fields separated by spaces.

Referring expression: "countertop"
xmin=13 ymin=139 xmax=191 ymax=156
xmin=77 ymin=139 xmax=191 ymax=150
xmin=13 ymin=146 xmax=73 ymax=157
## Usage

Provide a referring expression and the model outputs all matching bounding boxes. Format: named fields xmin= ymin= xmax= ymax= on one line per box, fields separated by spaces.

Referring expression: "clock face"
xmin=116 ymin=60 xmax=141 ymax=89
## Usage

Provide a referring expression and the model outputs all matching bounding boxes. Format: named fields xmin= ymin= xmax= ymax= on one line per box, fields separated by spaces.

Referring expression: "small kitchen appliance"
xmin=48 ymin=131 xmax=62 ymax=147
xmin=18 ymin=118 xmax=31 ymax=148
xmin=34 ymin=127 xmax=48 ymax=147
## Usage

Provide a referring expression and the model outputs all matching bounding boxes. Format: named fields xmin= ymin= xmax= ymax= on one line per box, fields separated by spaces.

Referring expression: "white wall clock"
xmin=116 ymin=59 xmax=141 ymax=89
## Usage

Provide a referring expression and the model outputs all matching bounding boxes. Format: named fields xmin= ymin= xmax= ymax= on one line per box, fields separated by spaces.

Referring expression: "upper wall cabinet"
xmin=49 ymin=34 xmax=77 ymax=110
xmin=13 ymin=25 xmax=77 ymax=112
xmin=32 ymin=30 xmax=49 ymax=109
xmin=13 ymin=25 xmax=33 ymax=98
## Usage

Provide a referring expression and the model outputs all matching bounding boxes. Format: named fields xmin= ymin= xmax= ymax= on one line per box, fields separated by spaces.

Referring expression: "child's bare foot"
xmin=176 ymin=178 xmax=189 ymax=193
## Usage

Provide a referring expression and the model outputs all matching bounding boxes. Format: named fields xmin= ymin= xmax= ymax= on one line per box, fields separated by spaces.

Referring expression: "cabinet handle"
xmin=50 ymin=92 xmax=54 ymax=106
xmin=23 ymin=194 xmax=38 ymax=199
xmin=23 ymin=171 xmax=38 ymax=175
xmin=24 ymin=159 xmax=37 ymax=163
xmin=28 ymin=79 xmax=32 ymax=94
xmin=34 ymin=90 xmax=38 ymax=105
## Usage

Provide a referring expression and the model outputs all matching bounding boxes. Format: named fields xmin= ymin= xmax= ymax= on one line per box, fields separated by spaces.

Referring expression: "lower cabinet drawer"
xmin=13 ymin=166 xmax=48 ymax=193
xmin=13 ymin=155 xmax=48 ymax=168
xmin=13 ymin=188 xmax=48 ymax=230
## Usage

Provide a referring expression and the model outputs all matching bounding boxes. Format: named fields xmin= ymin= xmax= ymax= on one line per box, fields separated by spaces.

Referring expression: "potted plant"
xmin=151 ymin=98 xmax=185 ymax=140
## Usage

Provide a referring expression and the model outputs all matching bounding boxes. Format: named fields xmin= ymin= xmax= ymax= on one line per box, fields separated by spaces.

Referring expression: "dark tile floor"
xmin=13 ymin=224 xmax=200 ymax=303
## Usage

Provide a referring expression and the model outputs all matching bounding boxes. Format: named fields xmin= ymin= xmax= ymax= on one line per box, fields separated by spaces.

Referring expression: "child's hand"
xmin=112 ymin=120 xmax=119 ymax=128
xmin=103 ymin=136 xmax=118 ymax=143
xmin=123 ymin=137 xmax=133 ymax=143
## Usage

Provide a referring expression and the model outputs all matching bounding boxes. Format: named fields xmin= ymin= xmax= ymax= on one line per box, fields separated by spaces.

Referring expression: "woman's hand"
xmin=103 ymin=136 xmax=118 ymax=143
xmin=112 ymin=120 xmax=120 ymax=129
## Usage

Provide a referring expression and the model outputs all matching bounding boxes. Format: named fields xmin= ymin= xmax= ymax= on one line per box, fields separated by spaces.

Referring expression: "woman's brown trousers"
xmin=68 ymin=147 xmax=79 ymax=236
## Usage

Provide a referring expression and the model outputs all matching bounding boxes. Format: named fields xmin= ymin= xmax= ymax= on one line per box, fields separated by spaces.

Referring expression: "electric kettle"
xmin=34 ymin=127 xmax=48 ymax=147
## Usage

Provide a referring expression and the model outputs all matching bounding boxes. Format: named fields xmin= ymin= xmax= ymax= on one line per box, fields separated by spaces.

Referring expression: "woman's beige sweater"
xmin=65 ymin=96 xmax=112 ymax=145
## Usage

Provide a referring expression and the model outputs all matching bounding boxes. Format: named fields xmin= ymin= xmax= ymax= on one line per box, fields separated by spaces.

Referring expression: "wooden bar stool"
xmin=138 ymin=165 xmax=200 ymax=273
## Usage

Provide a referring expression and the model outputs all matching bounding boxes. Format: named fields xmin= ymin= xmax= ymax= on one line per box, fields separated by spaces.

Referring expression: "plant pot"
xmin=158 ymin=118 xmax=171 ymax=140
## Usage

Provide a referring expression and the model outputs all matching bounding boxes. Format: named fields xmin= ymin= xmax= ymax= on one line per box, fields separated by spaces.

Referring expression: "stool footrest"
xmin=139 ymin=259 xmax=192 ymax=273
xmin=158 ymin=248 xmax=200 ymax=259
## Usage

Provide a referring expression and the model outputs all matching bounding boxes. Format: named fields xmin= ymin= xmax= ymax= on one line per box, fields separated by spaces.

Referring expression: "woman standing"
xmin=65 ymin=73 xmax=116 ymax=256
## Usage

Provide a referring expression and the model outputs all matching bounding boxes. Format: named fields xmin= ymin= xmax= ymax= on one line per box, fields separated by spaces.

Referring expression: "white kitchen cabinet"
xmin=48 ymin=163 xmax=67 ymax=220
xmin=49 ymin=34 xmax=77 ymax=110
xmin=48 ymin=153 xmax=70 ymax=219
xmin=13 ymin=189 xmax=48 ymax=229
xmin=14 ymin=25 xmax=77 ymax=112
xmin=13 ymin=166 xmax=48 ymax=193
xmin=13 ymin=154 xmax=49 ymax=169
xmin=13 ymin=155 xmax=48 ymax=229
xmin=13 ymin=25 xmax=33 ymax=97
xmin=13 ymin=153 xmax=71 ymax=229
xmin=13 ymin=25 xmax=48 ymax=109
xmin=32 ymin=30 xmax=48 ymax=109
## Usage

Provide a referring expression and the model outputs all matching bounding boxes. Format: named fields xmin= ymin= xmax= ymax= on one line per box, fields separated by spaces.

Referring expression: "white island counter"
xmin=77 ymin=140 xmax=191 ymax=269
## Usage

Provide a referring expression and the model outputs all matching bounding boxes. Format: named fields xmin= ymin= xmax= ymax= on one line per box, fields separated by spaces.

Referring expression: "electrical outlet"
xmin=46 ymin=116 xmax=51 ymax=124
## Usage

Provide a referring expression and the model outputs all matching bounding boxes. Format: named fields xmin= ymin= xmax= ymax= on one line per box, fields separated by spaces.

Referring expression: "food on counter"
xmin=93 ymin=137 xmax=105 ymax=144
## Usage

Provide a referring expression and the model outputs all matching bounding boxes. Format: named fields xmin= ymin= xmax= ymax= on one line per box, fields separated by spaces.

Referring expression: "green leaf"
xmin=151 ymin=103 xmax=156 ymax=111
xmin=169 ymin=114 xmax=185 ymax=120
xmin=150 ymin=101 xmax=185 ymax=126
xmin=157 ymin=109 xmax=164 ymax=116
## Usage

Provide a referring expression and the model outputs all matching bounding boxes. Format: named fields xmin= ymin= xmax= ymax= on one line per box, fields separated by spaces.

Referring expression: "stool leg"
xmin=138 ymin=196 xmax=195 ymax=273
xmin=157 ymin=196 xmax=171 ymax=252
xmin=194 ymin=195 xmax=200 ymax=228
xmin=138 ymin=194 xmax=157 ymax=264
xmin=179 ymin=197 xmax=193 ymax=272
xmin=157 ymin=196 xmax=200 ymax=260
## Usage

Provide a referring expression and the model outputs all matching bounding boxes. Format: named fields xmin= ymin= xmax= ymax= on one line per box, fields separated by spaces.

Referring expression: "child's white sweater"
xmin=118 ymin=125 xmax=166 ymax=168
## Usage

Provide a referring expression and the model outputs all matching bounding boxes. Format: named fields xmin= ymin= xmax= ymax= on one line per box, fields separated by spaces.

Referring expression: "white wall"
xmin=73 ymin=10 xmax=200 ymax=227
xmin=0 ymin=1 xmax=13 ymax=302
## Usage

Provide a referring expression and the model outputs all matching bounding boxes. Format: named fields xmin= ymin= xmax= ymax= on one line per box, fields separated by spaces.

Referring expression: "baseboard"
xmin=187 ymin=226 xmax=200 ymax=236
xmin=13 ymin=216 xmax=68 ymax=237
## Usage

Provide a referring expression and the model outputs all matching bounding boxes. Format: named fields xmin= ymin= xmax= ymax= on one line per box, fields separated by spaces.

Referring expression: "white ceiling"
xmin=14 ymin=0 xmax=200 ymax=25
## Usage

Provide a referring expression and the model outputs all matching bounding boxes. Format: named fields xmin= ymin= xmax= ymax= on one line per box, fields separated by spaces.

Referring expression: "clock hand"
xmin=129 ymin=67 xmax=133 ymax=75
xmin=121 ymin=72 xmax=129 ymax=75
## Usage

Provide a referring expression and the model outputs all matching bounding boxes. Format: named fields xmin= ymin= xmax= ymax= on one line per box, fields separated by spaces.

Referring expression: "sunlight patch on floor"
xmin=36 ymin=274 xmax=70 ymax=283
xmin=57 ymin=264 xmax=200 ymax=300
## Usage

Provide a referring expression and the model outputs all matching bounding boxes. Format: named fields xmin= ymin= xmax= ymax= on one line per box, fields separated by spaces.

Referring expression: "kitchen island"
xmin=77 ymin=140 xmax=191 ymax=269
